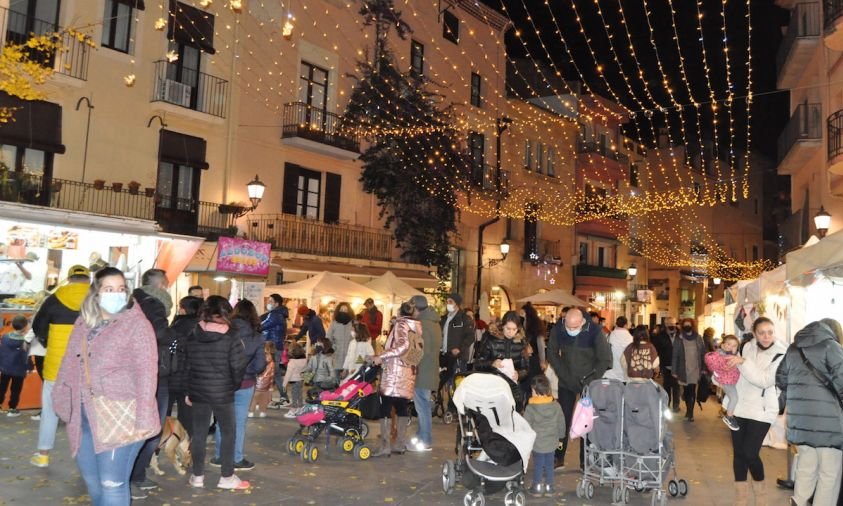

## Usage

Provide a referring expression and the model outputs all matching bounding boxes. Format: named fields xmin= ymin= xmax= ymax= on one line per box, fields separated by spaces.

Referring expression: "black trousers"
xmin=683 ymin=383 xmax=697 ymax=418
xmin=191 ymin=402 xmax=235 ymax=478
xmin=731 ymin=417 xmax=771 ymax=481
xmin=168 ymin=389 xmax=194 ymax=439
xmin=0 ymin=374 xmax=24 ymax=409
xmin=661 ymin=367 xmax=681 ymax=410
xmin=556 ymin=388 xmax=584 ymax=468
xmin=33 ymin=356 xmax=44 ymax=380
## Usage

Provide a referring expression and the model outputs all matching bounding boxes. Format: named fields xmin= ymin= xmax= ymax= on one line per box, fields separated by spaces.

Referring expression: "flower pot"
xmin=128 ymin=182 xmax=140 ymax=195
xmin=93 ymin=180 xmax=105 ymax=190
xmin=144 ymin=187 xmax=156 ymax=198
xmin=112 ymin=182 xmax=123 ymax=192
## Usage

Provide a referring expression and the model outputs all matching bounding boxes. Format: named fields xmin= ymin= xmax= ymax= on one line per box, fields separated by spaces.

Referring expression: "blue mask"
xmin=566 ymin=327 xmax=581 ymax=337
xmin=99 ymin=292 xmax=127 ymax=315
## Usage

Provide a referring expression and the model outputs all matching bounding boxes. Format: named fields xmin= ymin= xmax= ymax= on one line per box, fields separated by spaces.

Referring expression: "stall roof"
xmin=786 ymin=230 xmax=843 ymax=285
xmin=263 ymin=271 xmax=382 ymax=302
xmin=517 ymin=289 xmax=589 ymax=307
xmin=0 ymin=202 xmax=160 ymax=236
xmin=278 ymin=259 xmax=436 ymax=288
xmin=364 ymin=271 xmax=425 ymax=301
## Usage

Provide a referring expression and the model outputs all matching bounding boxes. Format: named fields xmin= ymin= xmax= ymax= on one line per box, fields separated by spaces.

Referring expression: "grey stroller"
xmin=578 ymin=378 xmax=626 ymax=502
xmin=442 ymin=372 xmax=536 ymax=506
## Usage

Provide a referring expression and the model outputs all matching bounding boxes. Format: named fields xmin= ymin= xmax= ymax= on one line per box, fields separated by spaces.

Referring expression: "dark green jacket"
xmin=523 ymin=397 xmax=566 ymax=453
xmin=547 ymin=320 xmax=612 ymax=393
xmin=416 ymin=307 xmax=443 ymax=391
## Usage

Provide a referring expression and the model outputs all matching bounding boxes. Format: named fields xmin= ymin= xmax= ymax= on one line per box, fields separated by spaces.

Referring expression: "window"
xmin=165 ymin=41 xmax=201 ymax=109
xmin=693 ymin=183 xmax=702 ymax=203
xmin=578 ymin=242 xmax=588 ymax=264
xmin=752 ymin=245 xmax=759 ymax=261
xmin=295 ymin=172 xmax=321 ymax=219
xmin=468 ymin=132 xmax=485 ymax=184
xmin=524 ymin=140 xmax=533 ymax=170
xmin=470 ymin=72 xmax=482 ymax=107
xmin=0 ymin=145 xmax=48 ymax=175
xmin=299 ymin=61 xmax=329 ymax=128
xmin=524 ymin=204 xmax=539 ymax=260
xmin=443 ymin=10 xmax=459 ymax=44
xmin=410 ymin=40 xmax=424 ymax=76
xmin=102 ymin=0 xmax=135 ymax=53
xmin=546 ymin=148 xmax=555 ymax=177
xmin=630 ymin=163 xmax=640 ymax=187
xmin=156 ymin=130 xmax=206 ymax=216
xmin=535 ymin=143 xmax=544 ymax=174
xmin=156 ymin=162 xmax=198 ymax=211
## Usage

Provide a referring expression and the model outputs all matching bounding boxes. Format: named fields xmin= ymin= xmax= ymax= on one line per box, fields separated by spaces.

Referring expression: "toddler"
xmin=249 ymin=342 xmax=276 ymax=418
xmin=704 ymin=334 xmax=741 ymax=431
xmin=0 ymin=315 xmax=30 ymax=417
xmin=283 ymin=343 xmax=307 ymax=418
xmin=523 ymin=375 xmax=566 ymax=497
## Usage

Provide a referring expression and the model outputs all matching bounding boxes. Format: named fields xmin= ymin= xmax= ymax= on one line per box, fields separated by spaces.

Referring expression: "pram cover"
xmin=588 ymin=378 xmax=625 ymax=451
xmin=623 ymin=380 xmax=668 ymax=455
xmin=452 ymin=372 xmax=536 ymax=471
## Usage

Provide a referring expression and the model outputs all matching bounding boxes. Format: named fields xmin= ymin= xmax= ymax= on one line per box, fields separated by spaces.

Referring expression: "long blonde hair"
xmin=80 ymin=267 xmax=130 ymax=328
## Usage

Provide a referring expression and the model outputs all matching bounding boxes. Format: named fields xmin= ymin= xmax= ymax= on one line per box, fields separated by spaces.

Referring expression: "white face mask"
xmin=446 ymin=304 xmax=456 ymax=313
xmin=566 ymin=327 xmax=582 ymax=337
xmin=99 ymin=292 xmax=128 ymax=315
xmin=266 ymin=303 xmax=274 ymax=311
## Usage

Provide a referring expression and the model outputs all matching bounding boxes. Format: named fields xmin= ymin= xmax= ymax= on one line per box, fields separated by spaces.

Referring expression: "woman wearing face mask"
xmin=52 ymin=267 xmax=160 ymax=505
xmin=671 ymin=318 xmax=707 ymax=422
xmin=327 ymin=302 xmax=354 ymax=383
xmin=474 ymin=311 xmax=528 ymax=410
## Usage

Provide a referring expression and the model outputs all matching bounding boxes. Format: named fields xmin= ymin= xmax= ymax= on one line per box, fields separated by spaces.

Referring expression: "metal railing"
xmin=577 ymin=139 xmax=630 ymax=164
xmin=536 ymin=238 xmax=561 ymax=258
xmin=246 ymin=213 xmax=394 ymax=261
xmin=0 ymin=6 xmax=90 ymax=80
xmin=151 ymin=60 xmax=229 ymax=118
xmin=828 ymin=109 xmax=843 ymax=161
xmin=0 ymin=171 xmax=234 ymax=238
xmin=574 ymin=264 xmax=629 ymax=279
xmin=281 ymin=102 xmax=360 ymax=153
xmin=825 ymin=0 xmax=843 ymax=29
xmin=777 ymin=3 xmax=820 ymax=73
xmin=469 ymin=162 xmax=510 ymax=193
xmin=778 ymin=103 xmax=822 ymax=162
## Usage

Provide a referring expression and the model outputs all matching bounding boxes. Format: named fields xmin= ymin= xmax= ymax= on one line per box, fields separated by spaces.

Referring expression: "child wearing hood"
xmin=523 ymin=375 xmax=566 ymax=498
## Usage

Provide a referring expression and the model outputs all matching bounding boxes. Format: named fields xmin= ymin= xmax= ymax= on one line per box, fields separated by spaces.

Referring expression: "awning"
xmin=168 ymin=0 xmax=215 ymax=54
xmin=278 ymin=259 xmax=436 ymax=289
xmin=158 ymin=129 xmax=209 ymax=170
xmin=0 ymin=92 xmax=65 ymax=154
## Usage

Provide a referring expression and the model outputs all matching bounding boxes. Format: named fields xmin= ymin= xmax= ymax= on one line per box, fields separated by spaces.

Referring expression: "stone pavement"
xmin=0 ymin=399 xmax=794 ymax=506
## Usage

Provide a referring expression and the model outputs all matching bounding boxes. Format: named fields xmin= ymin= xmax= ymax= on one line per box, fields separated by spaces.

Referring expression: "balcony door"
xmin=299 ymin=61 xmax=329 ymax=130
xmin=6 ymin=0 xmax=60 ymax=66
xmin=166 ymin=42 xmax=200 ymax=110
xmin=155 ymin=130 xmax=206 ymax=236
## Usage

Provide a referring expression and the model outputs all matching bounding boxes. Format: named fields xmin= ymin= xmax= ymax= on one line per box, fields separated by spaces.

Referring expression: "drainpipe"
xmin=222 ymin=19 xmax=239 ymax=205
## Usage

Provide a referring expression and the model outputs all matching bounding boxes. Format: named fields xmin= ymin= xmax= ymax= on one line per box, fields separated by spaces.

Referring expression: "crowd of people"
xmin=1 ymin=269 xmax=843 ymax=506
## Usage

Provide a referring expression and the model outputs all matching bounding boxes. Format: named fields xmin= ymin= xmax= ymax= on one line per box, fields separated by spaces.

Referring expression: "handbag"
xmin=569 ymin=395 xmax=597 ymax=440
xmin=82 ymin=336 xmax=155 ymax=447
xmin=797 ymin=347 xmax=843 ymax=411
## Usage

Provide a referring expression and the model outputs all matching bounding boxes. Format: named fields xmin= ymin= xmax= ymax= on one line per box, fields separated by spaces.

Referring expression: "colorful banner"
xmin=216 ymin=237 xmax=271 ymax=277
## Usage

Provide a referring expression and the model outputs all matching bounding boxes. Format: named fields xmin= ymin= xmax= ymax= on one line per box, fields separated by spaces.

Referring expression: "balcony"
xmin=825 ymin=0 xmax=843 ymax=49
xmin=577 ymin=139 xmax=630 ymax=165
xmin=574 ymin=264 xmax=628 ymax=279
xmin=469 ymin=162 xmax=510 ymax=194
xmin=281 ymin=102 xmax=360 ymax=158
xmin=778 ymin=103 xmax=822 ymax=174
xmin=778 ymin=3 xmax=820 ymax=88
xmin=246 ymin=214 xmax=394 ymax=262
xmin=150 ymin=60 xmax=229 ymax=118
xmin=0 ymin=6 xmax=90 ymax=81
xmin=827 ymin=109 xmax=843 ymax=174
xmin=0 ymin=171 xmax=235 ymax=238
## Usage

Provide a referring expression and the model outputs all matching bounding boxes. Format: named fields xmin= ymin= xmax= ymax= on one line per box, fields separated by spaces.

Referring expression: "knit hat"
xmin=447 ymin=293 xmax=463 ymax=306
xmin=410 ymin=295 xmax=428 ymax=310
xmin=297 ymin=305 xmax=310 ymax=316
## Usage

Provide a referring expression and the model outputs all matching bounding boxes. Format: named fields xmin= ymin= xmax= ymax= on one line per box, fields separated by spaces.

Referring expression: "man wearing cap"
xmin=29 ymin=265 xmax=90 ymax=468
xmin=440 ymin=293 xmax=475 ymax=372
xmin=408 ymin=295 xmax=442 ymax=452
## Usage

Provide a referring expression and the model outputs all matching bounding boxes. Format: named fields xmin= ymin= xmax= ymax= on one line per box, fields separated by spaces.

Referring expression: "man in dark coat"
xmin=167 ymin=296 xmax=202 ymax=438
xmin=408 ymin=295 xmax=442 ymax=452
xmin=547 ymin=307 xmax=612 ymax=469
xmin=653 ymin=316 xmax=681 ymax=412
xmin=440 ymin=293 xmax=475 ymax=368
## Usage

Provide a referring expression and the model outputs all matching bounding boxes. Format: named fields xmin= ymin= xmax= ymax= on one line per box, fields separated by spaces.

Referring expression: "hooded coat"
xmin=261 ymin=306 xmax=288 ymax=347
xmin=547 ymin=320 xmax=612 ymax=393
xmin=776 ymin=321 xmax=843 ymax=449
xmin=733 ymin=336 xmax=787 ymax=424
xmin=474 ymin=324 xmax=529 ymax=382
xmin=32 ymin=282 xmax=89 ymax=382
xmin=185 ymin=322 xmax=248 ymax=405
xmin=167 ymin=313 xmax=198 ymax=393
xmin=415 ymin=306 xmax=443 ymax=391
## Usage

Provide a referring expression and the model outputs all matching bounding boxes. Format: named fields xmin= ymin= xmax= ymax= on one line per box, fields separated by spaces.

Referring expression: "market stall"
xmin=364 ymin=270 xmax=426 ymax=325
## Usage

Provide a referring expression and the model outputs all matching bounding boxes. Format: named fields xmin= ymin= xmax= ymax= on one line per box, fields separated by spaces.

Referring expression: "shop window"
xmin=443 ymin=11 xmax=459 ymax=44
xmin=470 ymin=72 xmax=482 ymax=107
xmin=410 ymin=40 xmax=424 ymax=76
xmin=102 ymin=0 xmax=141 ymax=54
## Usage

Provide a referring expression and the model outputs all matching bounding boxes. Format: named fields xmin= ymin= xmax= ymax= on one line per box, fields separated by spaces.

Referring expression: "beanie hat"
xmin=448 ymin=293 xmax=463 ymax=306
xmin=410 ymin=295 xmax=428 ymax=310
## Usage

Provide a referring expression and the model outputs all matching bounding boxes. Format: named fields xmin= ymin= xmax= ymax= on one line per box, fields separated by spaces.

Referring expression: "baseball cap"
xmin=67 ymin=265 xmax=91 ymax=277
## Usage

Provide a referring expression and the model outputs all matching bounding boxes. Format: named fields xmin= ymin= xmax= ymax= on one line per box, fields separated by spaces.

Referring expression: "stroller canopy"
xmin=453 ymin=373 xmax=536 ymax=471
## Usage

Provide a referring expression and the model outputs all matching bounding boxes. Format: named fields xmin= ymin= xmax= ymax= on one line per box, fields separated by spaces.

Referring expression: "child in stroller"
xmin=286 ymin=363 xmax=380 ymax=464
xmin=442 ymin=371 xmax=536 ymax=506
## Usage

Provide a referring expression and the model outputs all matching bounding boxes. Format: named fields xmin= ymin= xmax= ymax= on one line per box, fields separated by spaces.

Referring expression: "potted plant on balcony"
xmin=144 ymin=187 xmax=156 ymax=198
xmin=128 ymin=181 xmax=141 ymax=195
xmin=112 ymin=182 xmax=123 ymax=192
xmin=218 ymin=201 xmax=247 ymax=215
xmin=93 ymin=179 xmax=105 ymax=190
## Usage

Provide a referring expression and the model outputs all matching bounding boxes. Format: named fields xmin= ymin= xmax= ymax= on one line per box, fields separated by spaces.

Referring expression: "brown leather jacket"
xmin=378 ymin=317 xmax=419 ymax=399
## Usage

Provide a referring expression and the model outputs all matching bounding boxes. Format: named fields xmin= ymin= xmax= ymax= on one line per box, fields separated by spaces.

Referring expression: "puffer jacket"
xmin=547 ymin=320 xmax=612 ymax=393
xmin=415 ymin=306 xmax=443 ymax=391
xmin=231 ymin=317 xmax=266 ymax=388
xmin=32 ymin=282 xmax=88 ymax=381
xmin=261 ymin=306 xmax=288 ymax=347
xmin=133 ymin=287 xmax=175 ymax=380
xmin=733 ymin=337 xmax=787 ymax=424
xmin=776 ymin=321 xmax=843 ymax=449
xmin=379 ymin=317 xmax=418 ymax=399
xmin=185 ymin=322 xmax=248 ymax=405
xmin=255 ymin=351 xmax=275 ymax=391
xmin=473 ymin=325 xmax=529 ymax=381
xmin=0 ymin=331 xmax=28 ymax=377
xmin=326 ymin=318 xmax=353 ymax=372
xmin=167 ymin=314 xmax=198 ymax=393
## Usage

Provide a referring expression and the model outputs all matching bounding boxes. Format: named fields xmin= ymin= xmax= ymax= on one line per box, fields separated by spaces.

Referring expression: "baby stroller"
xmin=578 ymin=378 xmax=626 ymax=502
xmin=436 ymin=359 xmax=469 ymax=424
xmin=621 ymin=380 xmax=689 ymax=505
xmin=286 ymin=364 xmax=379 ymax=463
xmin=442 ymin=372 xmax=536 ymax=506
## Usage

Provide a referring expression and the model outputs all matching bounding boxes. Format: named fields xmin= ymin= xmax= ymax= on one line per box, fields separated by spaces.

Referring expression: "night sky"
xmin=482 ymin=0 xmax=789 ymax=162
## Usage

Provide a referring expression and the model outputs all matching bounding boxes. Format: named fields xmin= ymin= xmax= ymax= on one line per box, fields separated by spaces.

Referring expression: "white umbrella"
xmin=517 ymin=289 xmax=590 ymax=308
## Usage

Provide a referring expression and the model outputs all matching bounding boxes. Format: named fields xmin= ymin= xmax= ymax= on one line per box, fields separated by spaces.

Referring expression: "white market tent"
xmin=364 ymin=271 xmax=425 ymax=302
xmin=263 ymin=271 xmax=382 ymax=306
xmin=517 ymin=289 xmax=589 ymax=308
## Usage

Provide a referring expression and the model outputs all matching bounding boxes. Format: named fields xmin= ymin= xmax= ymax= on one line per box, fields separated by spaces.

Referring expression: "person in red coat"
xmin=360 ymin=298 xmax=383 ymax=339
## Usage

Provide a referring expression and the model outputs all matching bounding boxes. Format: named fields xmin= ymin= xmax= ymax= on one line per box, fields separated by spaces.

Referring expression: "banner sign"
xmin=216 ymin=237 xmax=271 ymax=277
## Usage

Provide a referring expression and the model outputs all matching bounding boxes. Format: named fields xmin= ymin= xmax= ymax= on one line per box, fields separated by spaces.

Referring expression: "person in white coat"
xmin=728 ymin=316 xmax=787 ymax=506
xmin=343 ymin=322 xmax=374 ymax=378
xmin=603 ymin=316 xmax=633 ymax=382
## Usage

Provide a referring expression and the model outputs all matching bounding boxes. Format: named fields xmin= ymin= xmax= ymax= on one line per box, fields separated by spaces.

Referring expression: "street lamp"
xmin=815 ymin=206 xmax=831 ymax=238
xmin=713 ymin=277 xmax=721 ymax=286
xmin=627 ymin=264 xmax=638 ymax=279
xmin=247 ymin=175 xmax=266 ymax=208
xmin=485 ymin=240 xmax=510 ymax=268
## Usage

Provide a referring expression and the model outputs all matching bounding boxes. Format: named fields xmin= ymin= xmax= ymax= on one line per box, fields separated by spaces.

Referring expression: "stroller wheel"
xmin=463 ymin=491 xmax=485 ymax=506
xmin=442 ymin=460 xmax=456 ymax=495
xmin=341 ymin=437 xmax=356 ymax=453
xmin=623 ymin=487 xmax=630 ymax=504
xmin=668 ymin=480 xmax=679 ymax=497
xmin=677 ymin=479 xmax=689 ymax=496
xmin=354 ymin=444 xmax=371 ymax=460
xmin=360 ymin=422 xmax=369 ymax=439
xmin=504 ymin=490 xmax=525 ymax=506
xmin=443 ymin=411 xmax=455 ymax=425
xmin=613 ymin=486 xmax=623 ymax=503
xmin=291 ymin=437 xmax=306 ymax=456
xmin=299 ymin=443 xmax=310 ymax=463
xmin=576 ymin=480 xmax=585 ymax=498
xmin=585 ymin=481 xmax=595 ymax=499
xmin=306 ymin=443 xmax=319 ymax=463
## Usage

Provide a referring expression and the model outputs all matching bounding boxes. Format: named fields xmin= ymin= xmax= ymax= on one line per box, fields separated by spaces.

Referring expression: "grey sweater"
xmin=523 ymin=397 xmax=566 ymax=453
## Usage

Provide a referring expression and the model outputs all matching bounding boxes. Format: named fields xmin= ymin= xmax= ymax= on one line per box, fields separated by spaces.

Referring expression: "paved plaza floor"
xmin=0 ymin=398 xmax=794 ymax=505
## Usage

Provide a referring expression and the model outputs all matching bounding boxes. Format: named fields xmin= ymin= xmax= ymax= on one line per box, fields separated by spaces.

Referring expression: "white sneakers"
xmin=217 ymin=474 xmax=250 ymax=490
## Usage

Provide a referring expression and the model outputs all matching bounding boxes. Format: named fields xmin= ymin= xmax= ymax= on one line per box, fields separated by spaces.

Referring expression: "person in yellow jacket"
xmin=29 ymin=265 xmax=90 ymax=468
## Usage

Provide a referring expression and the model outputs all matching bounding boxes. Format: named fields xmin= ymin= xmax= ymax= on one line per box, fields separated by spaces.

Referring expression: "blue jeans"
xmin=76 ymin=410 xmax=144 ymax=506
xmin=531 ymin=451 xmax=554 ymax=487
xmin=215 ymin=386 xmax=254 ymax=462
xmin=37 ymin=380 xmax=59 ymax=451
xmin=131 ymin=383 xmax=168 ymax=483
xmin=413 ymin=388 xmax=433 ymax=446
